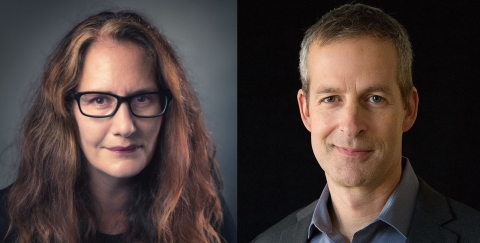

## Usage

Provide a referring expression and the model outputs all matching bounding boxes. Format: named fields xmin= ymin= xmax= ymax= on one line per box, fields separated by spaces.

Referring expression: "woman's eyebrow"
xmin=77 ymin=88 xmax=160 ymax=96
xmin=127 ymin=88 xmax=159 ymax=96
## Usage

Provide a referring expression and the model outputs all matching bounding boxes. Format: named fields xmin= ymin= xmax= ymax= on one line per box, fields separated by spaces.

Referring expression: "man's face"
xmin=297 ymin=36 xmax=418 ymax=189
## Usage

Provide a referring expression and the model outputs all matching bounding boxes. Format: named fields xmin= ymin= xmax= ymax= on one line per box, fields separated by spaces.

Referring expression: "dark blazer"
xmin=253 ymin=178 xmax=480 ymax=243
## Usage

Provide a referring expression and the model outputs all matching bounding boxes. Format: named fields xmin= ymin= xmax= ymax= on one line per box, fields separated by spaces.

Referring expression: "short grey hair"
xmin=299 ymin=3 xmax=413 ymax=105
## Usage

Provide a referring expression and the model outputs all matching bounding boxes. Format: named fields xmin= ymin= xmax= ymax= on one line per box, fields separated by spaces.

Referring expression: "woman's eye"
xmin=368 ymin=95 xmax=384 ymax=103
xmin=94 ymin=97 xmax=107 ymax=104
xmin=86 ymin=96 xmax=110 ymax=105
xmin=322 ymin=96 xmax=337 ymax=103
xmin=134 ymin=95 xmax=150 ymax=103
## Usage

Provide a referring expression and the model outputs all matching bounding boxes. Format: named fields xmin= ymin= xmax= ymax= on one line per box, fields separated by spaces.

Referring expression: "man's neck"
xmin=326 ymin=165 xmax=402 ymax=242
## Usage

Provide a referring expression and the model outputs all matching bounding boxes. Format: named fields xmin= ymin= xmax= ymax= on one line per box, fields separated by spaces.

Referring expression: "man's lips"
xmin=334 ymin=146 xmax=373 ymax=158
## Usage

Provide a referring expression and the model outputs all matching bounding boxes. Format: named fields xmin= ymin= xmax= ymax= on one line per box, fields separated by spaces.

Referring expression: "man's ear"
xmin=403 ymin=87 xmax=419 ymax=132
xmin=298 ymin=89 xmax=312 ymax=132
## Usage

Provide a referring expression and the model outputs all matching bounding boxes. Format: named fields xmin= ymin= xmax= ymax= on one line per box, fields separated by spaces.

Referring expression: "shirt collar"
xmin=308 ymin=157 xmax=419 ymax=239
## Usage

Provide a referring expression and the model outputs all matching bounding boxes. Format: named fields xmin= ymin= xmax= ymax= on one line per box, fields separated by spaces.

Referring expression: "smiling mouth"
xmin=107 ymin=145 xmax=140 ymax=155
xmin=334 ymin=146 xmax=373 ymax=158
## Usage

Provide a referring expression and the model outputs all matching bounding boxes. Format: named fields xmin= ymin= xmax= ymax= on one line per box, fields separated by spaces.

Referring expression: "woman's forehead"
xmin=77 ymin=40 xmax=157 ymax=95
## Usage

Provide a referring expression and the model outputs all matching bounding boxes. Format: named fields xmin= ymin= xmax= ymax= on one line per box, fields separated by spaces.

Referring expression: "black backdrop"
xmin=238 ymin=1 xmax=480 ymax=242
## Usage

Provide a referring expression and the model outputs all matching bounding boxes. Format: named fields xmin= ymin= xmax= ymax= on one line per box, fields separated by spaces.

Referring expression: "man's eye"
xmin=322 ymin=96 xmax=337 ymax=103
xmin=368 ymin=95 xmax=384 ymax=103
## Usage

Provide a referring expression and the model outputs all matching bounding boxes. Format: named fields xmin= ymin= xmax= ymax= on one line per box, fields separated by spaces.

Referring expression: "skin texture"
xmin=74 ymin=39 xmax=162 ymax=182
xmin=297 ymin=36 xmax=418 ymax=240
xmin=73 ymin=39 xmax=162 ymax=233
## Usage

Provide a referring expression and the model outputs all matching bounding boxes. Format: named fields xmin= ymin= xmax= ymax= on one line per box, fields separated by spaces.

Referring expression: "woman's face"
xmin=73 ymin=39 xmax=162 ymax=181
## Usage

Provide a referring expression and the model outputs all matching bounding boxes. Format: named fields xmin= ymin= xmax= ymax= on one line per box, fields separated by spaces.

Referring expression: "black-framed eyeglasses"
xmin=73 ymin=91 xmax=172 ymax=118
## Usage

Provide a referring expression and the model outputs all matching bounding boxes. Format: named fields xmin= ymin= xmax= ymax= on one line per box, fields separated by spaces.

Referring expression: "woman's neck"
xmin=88 ymin=169 xmax=132 ymax=235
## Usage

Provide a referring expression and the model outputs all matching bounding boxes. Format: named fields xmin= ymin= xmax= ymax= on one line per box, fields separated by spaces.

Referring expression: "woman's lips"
xmin=107 ymin=145 xmax=140 ymax=155
xmin=334 ymin=146 xmax=373 ymax=158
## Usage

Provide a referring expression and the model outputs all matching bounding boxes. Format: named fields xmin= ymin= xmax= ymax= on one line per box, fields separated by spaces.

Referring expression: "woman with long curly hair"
xmin=0 ymin=10 xmax=235 ymax=243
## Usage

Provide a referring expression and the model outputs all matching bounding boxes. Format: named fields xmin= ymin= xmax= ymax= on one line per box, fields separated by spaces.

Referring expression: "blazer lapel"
xmin=406 ymin=178 xmax=458 ymax=243
xmin=279 ymin=200 xmax=317 ymax=243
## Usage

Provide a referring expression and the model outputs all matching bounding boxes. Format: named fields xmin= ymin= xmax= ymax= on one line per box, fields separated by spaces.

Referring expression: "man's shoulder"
xmin=443 ymin=197 xmax=480 ymax=232
xmin=408 ymin=178 xmax=480 ymax=241
xmin=416 ymin=178 xmax=480 ymax=224
xmin=252 ymin=200 xmax=317 ymax=243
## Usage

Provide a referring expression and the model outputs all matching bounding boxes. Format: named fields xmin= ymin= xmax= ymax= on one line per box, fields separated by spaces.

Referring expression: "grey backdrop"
xmin=0 ymin=0 xmax=237 ymax=222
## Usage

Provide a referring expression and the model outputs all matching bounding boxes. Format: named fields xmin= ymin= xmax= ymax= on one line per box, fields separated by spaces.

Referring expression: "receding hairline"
xmin=299 ymin=3 xmax=414 ymax=107
xmin=310 ymin=32 xmax=396 ymax=48
xmin=304 ymin=34 xmax=400 ymax=80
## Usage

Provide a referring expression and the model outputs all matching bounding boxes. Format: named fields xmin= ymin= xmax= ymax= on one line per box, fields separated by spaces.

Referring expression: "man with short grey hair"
xmin=253 ymin=3 xmax=480 ymax=243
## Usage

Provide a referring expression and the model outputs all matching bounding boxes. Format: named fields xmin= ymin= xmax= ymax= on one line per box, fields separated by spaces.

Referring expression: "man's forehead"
xmin=308 ymin=35 xmax=398 ymax=67
xmin=307 ymin=36 xmax=400 ymax=98
xmin=313 ymin=34 xmax=395 ymax=49
xmin=307 ymin=36 xmax=398 ymax=70
xmin=313 ymin=84 xmax=393 ymax=94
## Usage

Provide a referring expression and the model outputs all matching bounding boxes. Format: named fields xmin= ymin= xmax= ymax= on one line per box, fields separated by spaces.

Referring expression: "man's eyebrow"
xmin=361 ymin=85 xmax=392 ymax=94
xmin=313 ymin=84 xmax=393 ymax=97
xmin=314 ymin=87 xmax=341 ymax=95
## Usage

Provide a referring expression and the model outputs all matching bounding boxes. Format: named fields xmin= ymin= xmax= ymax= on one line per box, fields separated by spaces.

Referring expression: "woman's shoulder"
xmin=0 ymin=185 xmax=10 ymax=218
xmin=0 ymin=185 xmax=12 ymax=241
xmin=220 ymin=195 xmax=237 ymax=243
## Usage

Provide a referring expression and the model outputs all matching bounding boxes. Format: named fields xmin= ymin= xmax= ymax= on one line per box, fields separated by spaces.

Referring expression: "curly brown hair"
xmin=5 ymin=10 xmax=223 ymax=243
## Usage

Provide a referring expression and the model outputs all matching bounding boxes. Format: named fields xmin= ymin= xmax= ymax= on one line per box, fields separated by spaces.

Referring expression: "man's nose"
xmin=111 ymin=102 xmax=136 ymax=137
xmin=339 ymin=102 xmax=366 ymax=137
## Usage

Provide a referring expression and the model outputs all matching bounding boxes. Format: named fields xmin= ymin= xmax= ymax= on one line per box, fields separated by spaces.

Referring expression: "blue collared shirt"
xmin=308 ymin=158 xmax=419 ymax=243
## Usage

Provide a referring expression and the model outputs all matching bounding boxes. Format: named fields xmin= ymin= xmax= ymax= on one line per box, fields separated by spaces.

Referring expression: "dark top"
xmin=253 ymin=177 xmax=480 ymax=243
xmin=0 ymin=186 xmax=236 ymax=243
